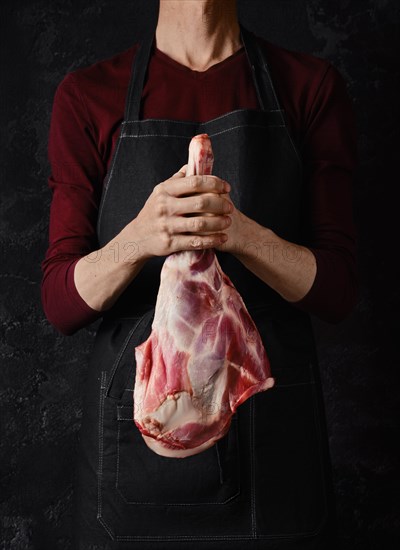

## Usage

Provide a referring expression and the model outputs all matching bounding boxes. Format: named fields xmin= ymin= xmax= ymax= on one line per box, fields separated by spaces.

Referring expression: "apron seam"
xmin=106 ymin=526 xmax=330 ymax=542
xmin=97 ymin=136 xmax=124 ymax=238
xmin=97 ymin=371 xmax=117 ymax=541
xmin=262 ymin=62 xmax=303 ymax=166
xmin=121 ymin=108 xmax=283 ymax=125
xmin=104 ymin=316 xmax=146 ymax=399
xmin=311 ymin=372 xmax=330 ymax=527
xmin=116 ymin=420 xmax=121 ymax=494
xmin=215 ymin=442 xmax=224 ymax=485
xmin=121 ymin=123 xmax=285 ymax=140
xmin=250 ymin=396 xmax=257 ymax=538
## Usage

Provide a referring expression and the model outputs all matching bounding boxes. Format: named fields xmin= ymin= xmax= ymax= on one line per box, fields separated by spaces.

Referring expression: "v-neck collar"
xmin=152 ymin=42 xmax=246 ymax=79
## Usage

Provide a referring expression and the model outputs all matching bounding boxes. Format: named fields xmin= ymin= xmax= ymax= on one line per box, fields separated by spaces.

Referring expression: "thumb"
xmin=174 ymin=164 xmax=188 ymax=177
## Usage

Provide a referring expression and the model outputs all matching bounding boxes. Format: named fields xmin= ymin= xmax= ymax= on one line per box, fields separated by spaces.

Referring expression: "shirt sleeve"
xmin=41 ymin=73 xmax=105 ymax=335
xmin=290 ymin=63 xmax=359 ymax=323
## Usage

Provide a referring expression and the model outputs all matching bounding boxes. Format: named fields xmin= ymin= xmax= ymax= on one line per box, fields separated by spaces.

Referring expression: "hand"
xmin=213 ymin=192 xmax=255 ymax=256
xmin=130 ymin=165 xmax=233 ymax=259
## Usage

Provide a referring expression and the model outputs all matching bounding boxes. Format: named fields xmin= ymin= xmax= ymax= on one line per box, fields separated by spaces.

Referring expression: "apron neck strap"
xmin=123 ymin=31 xmax=154 ymax=122
xmin=239 ymin=24 xmax=282 ymax=112
xmin=124 ymin=23 xmax=281 ymax=122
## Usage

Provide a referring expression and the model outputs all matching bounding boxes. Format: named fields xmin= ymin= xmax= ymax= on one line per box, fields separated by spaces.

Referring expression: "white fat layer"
xmin=142 ymin=391 xmax=207 ymax=434
xmin=142 ymin=432 xmax=218 ymax=458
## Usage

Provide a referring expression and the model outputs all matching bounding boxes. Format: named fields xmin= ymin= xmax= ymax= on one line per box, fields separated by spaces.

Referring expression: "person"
xmin=41 ymin=1 xmax=358 ymax=548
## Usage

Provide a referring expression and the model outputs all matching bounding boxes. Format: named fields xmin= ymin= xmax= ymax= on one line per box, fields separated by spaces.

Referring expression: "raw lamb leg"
xmin=133 ymin=133 xmax=274 ymax=458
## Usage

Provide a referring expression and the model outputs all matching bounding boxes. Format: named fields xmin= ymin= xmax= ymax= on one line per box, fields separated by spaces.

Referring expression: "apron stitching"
xmin=112 ymin=535 xmax=280 ymax=541
xmin=215 ymin=443 xmax=224 ymax=485
xmin=116 ymin=421 xmax=121 ymax=492
xmin=100 ymin=372 xmax=107 ymax=390
xmin=98 ymin=516 xmax=114 ymax=541
xmin=121 ymin=108 xmax=283 ymax=125
xmin=250 ymin=64 xmax=266 ymax=110
xmin=106 ymin=533 xmax=328 ymax=541
xmin=262 ymin=63 xmax=302 ymax=166
xmin=114 ymin=495 xmax=241 ymax=507
xmin=311 ymin=375 xmax=330 ymax=527
xmin=97 ymin=371 xmax=117 ymax=541
xmin=115 ymin=493 xmax=241 ymax=507
xmin=97 ymin=371 xmax=105 ymax=521
xmin=124 ymin=40 xmax=143 ymax=121
xmin=250 ymin=397 xmax=257 ymax=538
xmin=121 ymin=124 xmax=285 ymax=140
xmin=262 ymin=64 xmax=285 ymax=124
xmin=254 ymin=511 xmax=330 ymax=538
xmin=97 ymin=136 xmax=124 ymax=236
xmin=104 ymin=316 xmax=144 ymax=398
xmin=86 ymin=524 xmax=331 ymax=543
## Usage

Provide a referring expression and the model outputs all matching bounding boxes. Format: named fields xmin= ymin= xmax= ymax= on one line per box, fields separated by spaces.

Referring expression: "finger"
xmin=171 ymin=194 xmax=233 ymax=216
xmin=172 ymin=233 xmax=228 ymax=252
xmin=166 ymin=174 xmax=230 ymax=197
xmin=175 ymin=214 xmax=231 ymax=234
xmin=170 ymin=165 xmax=188 ymax=179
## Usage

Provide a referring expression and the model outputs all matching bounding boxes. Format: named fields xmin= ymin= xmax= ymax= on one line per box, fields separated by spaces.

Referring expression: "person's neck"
xmin=155 ymin=0 xmax=242 ymax=72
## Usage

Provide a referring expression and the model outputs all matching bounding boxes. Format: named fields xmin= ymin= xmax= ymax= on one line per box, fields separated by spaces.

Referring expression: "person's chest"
xmin=79 ymin=43 xmax=300 ymax=177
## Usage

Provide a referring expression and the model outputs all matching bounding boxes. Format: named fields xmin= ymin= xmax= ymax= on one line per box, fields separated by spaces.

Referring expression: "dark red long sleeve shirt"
xmin=41 ymin=35 xmax=358 ymax=335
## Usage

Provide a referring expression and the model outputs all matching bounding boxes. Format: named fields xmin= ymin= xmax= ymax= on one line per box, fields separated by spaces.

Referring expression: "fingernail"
xmin=224 ymin=181 xmax=231 ymax=192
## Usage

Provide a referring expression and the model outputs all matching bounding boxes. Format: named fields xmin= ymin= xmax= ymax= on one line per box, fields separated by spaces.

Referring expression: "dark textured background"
xmin=1 ymin=0 xmax=399 ymax=548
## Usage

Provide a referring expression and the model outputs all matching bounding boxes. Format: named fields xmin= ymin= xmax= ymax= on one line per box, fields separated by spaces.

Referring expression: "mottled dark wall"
xmin=1 ymin=0 xmax=398 ymax=548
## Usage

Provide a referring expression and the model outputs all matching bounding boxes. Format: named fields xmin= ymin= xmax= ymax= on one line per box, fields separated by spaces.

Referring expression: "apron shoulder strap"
xmin=124 ymin=31 xmax=155 ymax=122
xmin=123 ymin=23 xmax=283 ymax=123
xmin=239 ymin=23 xmax=282 ymax=112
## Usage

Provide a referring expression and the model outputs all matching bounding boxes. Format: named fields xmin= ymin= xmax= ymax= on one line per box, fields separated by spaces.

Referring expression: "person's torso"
xmin=71 ymin=36 xmax=329 ymax=177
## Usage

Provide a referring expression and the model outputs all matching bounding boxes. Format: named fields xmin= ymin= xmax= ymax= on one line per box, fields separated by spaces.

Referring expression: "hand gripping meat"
xmin=133 ymin=134 xmax=274 ymax=458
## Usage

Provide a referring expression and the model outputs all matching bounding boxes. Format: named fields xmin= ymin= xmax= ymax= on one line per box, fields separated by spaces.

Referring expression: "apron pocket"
xmin=104 ymin=309 xmax=155 ymax=401
xmin=253 ymin=362 xmax=329 ymax=536
xmin=99 ymin=311 xmax=241 ymax=507
xmin=115 ymin=404 xmax=240 ymax=505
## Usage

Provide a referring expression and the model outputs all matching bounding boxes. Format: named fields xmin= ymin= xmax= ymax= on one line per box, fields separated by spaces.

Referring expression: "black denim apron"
xmin=74 ymin=24 xmax=338 ymax=550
